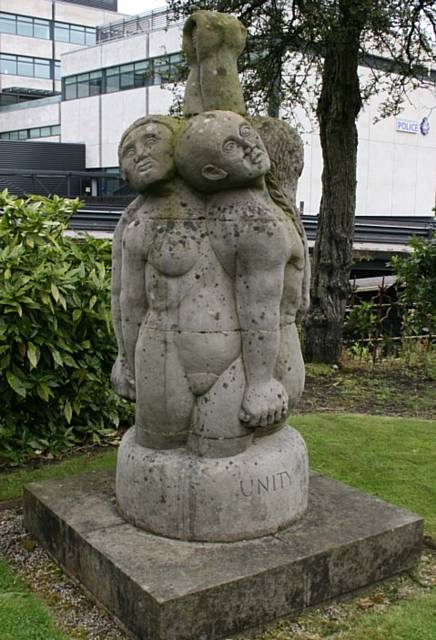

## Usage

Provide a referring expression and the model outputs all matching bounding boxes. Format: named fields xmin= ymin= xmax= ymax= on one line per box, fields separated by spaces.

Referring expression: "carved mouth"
xmin=136 ymin=161 xmax=153 ymax=172
xmin=247 ymin=148 xmax=266 ymax=166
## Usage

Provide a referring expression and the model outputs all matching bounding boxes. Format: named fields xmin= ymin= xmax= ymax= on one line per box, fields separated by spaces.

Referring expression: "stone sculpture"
xmin=113 ymin=11 xmax=310 ymax=541
xmin=182 ymin=10 xmax=246 ymax=115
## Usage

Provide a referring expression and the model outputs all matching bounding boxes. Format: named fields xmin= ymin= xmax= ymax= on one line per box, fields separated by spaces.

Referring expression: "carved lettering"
xmin=240 ymin=479 xmax=254 ymax=497
xmin=278 ymin=470 xmax=291 ymax=489
xmin=240 ymin=471 xmax=291 ymax=497
xmin=257 ymin=477 xmax=269 ymax=493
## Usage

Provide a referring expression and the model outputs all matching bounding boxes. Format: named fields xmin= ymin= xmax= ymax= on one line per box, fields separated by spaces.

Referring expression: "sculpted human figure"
xmin=111 ymin=115 xmax=180 ymax=402
xmin=175 ymin=111 xmax=306 ymax=454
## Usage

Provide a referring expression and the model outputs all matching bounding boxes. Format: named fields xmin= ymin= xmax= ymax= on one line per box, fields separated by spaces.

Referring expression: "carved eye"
xmin=223 ymin=139 xmax=238 ymax=154
xmin=124 ymin=146 xmax=135 ymax=157
xmin=144 ymin=134 xmax=158 ymax=146
xmin=239 ymin=124 xmax=252 ymax=137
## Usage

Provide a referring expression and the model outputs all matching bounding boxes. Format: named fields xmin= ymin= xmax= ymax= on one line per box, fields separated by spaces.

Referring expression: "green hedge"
xmin=0 ymin=191 xmax=132 ymax=464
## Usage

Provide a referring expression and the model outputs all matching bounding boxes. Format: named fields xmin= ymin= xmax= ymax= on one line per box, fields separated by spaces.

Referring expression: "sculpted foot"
xmin=239 ymin=379 xmax=288 ymax=428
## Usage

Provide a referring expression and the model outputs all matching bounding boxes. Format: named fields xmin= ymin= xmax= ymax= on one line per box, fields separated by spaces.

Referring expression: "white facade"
xmin=298 ymin=73 xmax=436 ymax=217
xmin=0 ymin=5 xmax=435 ymax=216
xmin=61 ymin=22 xmax=180 ymax=167
xmin=0 ymin=0 xmax=123 ymax=140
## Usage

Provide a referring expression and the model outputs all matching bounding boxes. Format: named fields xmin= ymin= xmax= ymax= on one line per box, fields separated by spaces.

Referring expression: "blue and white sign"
xmin=395 ymin=118 xmax=419 ymax=134
xmin=420 ymin=117 xmax=430 ymax=136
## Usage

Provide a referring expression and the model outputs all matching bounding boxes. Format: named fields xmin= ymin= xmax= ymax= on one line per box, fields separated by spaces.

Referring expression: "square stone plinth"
xmin=23 ymin=471 xmax=423 ymax=640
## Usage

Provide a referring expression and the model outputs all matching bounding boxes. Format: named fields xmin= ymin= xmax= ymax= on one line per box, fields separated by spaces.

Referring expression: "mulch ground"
xmin=297 ymin=364 xmax=436 ymax=420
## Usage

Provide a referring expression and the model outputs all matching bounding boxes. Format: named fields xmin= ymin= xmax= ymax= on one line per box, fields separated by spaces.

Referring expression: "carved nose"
xmin=243 ymin=141 xmax=256 ymax=154
xmin=134 ymin=146 xmax=148 ymax=162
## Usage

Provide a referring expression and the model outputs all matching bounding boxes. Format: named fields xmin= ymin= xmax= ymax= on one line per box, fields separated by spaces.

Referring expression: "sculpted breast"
xmin=148 ymin=221 xmax=200 ymax=277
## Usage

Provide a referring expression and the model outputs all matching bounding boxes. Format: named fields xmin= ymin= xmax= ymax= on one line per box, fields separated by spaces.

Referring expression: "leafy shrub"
xmin=0 ymin=191 xmax=132 ymax=464
xmin=391 ymin=231 xmax=436 ymax=341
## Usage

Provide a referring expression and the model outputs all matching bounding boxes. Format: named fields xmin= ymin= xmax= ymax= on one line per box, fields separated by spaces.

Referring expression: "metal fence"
xmin=96 ymin=9 xmax=179 ymax=44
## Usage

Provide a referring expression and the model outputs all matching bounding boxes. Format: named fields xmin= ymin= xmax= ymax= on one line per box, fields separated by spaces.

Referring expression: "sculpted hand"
xmin=111 ymin=355 xmax=136 ymax=402
xmin=240 ymin=379 xmax=288 ymax=428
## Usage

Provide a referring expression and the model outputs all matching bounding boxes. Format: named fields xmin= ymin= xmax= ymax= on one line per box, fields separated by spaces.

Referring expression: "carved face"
xmin=120 ymin=123 xmax=175 ymax=193
xmin=214 ymin=117 xmax=270 ymax=183
xmin=175 ymin=111 xmax=270 ymax=192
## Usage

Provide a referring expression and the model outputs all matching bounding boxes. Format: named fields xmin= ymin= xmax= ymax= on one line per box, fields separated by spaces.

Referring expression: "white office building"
xmin=0 ymin=0 xmax=122 ymax=139
xmin=0 ymin=1 xmax=435 ymax=217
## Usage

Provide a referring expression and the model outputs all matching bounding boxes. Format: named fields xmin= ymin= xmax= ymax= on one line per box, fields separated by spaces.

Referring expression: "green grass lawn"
xmin=0 ymin=448 xmax=117 ymax=502
xmin=292 ymin=413 xmax=436 ymax=537
xmin=0 ymin=558 xmax=66 ymax=640
xmin=1 ymin=412 xmax=435 ymax=640
xmin=341 ymin=592 xmax=436 ymax=640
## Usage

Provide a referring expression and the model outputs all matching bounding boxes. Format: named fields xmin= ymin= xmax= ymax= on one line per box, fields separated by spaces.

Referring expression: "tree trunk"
xmin=303 ymin=15 xmax=363 ymax=363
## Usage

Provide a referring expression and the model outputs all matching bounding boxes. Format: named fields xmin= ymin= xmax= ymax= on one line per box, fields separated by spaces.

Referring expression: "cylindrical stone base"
xmin=116 ymin=426 xmax=309 ymax=542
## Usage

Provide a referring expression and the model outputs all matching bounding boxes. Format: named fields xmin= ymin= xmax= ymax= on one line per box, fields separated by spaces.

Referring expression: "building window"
xmin=16 ymin=15 xmax=33 ymax=38
xmin=65 ymin=75 xmax=77 ymax=100
xmin=0 ymin=12 xmax=95 ymax=43
xmin=0 ymin=12 xmax=50 ymax=39
xmin=62 ymin=52 xmax=188 ymax=101
xmin=85 ymin=28 xmax=96 ymax=45
xmin=106 ymin=66 xmax=120 ymax=93
xmin=65 ymin=70 xmax=103 ymax=99
xmin=0 ymin=125 xmax=60 ymax=140
xmin=34 ymin=19 xmax=50 ymax=40
xmin=54 ymin=21 xmax=97 ymax=45
xmin=134 ymin=60 xmax=152 ymax=87
xmin=17 ymin=56 xmax=34 ymax=77
xmin=54 ymin=22 xmax=69 ymax=42
xmin=0 ymin=12 xmax=15 ymax=34
xmin=89 ymin=70 xmax=103 ymax=95
xmin=0 ymin=54 xmax=17 ymax=75
xmin=0 ymin=53 xmax=58 ymax=79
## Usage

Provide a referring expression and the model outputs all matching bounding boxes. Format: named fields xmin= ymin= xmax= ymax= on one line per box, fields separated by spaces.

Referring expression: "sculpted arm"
xmin=236 ymin=220 xmax=289 ymax=427
xmin=111 ymin=202 xmax=141 ymax=400
xmin=120 ymin=220 xmax=148 ymax=379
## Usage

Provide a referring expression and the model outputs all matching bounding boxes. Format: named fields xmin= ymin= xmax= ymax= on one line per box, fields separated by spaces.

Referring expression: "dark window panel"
xmin=65 ymin=83 xmax=78 ymax=100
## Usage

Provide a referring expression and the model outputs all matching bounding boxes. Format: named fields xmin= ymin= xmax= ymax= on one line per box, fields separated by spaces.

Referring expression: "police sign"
xmin=395 ymin=118 xmax=419 ymax=133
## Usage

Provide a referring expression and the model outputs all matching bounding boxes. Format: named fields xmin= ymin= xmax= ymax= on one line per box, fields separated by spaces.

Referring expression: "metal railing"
xmin=96 ymin=8 xmax=178 ymax=44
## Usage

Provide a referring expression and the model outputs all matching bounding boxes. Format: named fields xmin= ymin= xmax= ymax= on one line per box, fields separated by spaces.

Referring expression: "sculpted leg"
xmin=135 ymin=328 xmax=194 ymax=449
xmin=275 ymin=323 xmax=305 ymax=412
xmin=188 ymin=356 xmax=253 ymax=458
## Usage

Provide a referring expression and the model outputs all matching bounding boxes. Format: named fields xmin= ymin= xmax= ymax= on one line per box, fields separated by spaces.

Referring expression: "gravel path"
xmin=0 ymin=507 xmax=129 ymax=640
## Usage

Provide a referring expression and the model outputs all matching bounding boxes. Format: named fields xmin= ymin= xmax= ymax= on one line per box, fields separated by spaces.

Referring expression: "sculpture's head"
xmin=182 ymin=11 xmax=246 ymax=64
xmin=175 ymin=111 xmax=270 ymax=192
xmin=118 ymin=116 xmax=178 ymax=193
